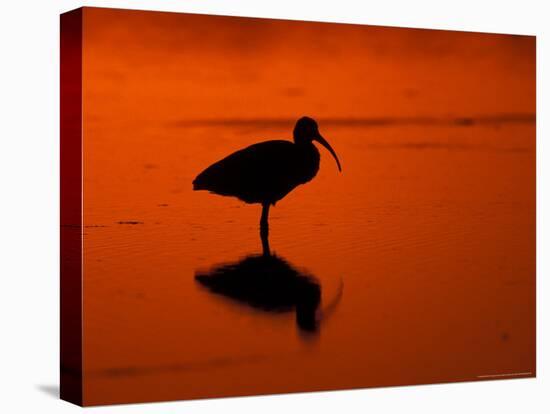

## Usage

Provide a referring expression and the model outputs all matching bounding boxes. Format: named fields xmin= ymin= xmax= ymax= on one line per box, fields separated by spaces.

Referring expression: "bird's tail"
xmin=192 ymin=178 xmax=204 ymax=191
xmin=192 ymin=174 xmax=207 ymax=191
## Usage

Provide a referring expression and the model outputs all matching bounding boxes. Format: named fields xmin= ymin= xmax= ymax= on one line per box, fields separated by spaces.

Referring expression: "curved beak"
xmin=314 ymin=133 xmax=342 ymax=172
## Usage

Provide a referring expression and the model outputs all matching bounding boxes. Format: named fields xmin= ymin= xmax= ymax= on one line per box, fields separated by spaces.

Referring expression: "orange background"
xmin=81 ymin=7 xmax=535 ymax=406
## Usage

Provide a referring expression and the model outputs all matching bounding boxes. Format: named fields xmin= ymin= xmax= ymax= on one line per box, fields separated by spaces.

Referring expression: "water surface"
xmin=79 ymin=8 xmax=535 ymax=405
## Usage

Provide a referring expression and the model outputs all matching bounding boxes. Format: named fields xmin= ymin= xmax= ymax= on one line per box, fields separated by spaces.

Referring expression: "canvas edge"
xmin=60 ymin=7 xmax=84 ymax=407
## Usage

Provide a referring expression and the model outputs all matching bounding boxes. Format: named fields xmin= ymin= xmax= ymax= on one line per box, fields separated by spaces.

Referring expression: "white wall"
xmin=0 ymin=0 xmax=547 ymax=412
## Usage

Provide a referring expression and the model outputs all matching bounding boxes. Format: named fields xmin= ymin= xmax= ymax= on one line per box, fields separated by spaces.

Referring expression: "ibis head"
xmin=293 ymin=117 xmax=342 ymax=172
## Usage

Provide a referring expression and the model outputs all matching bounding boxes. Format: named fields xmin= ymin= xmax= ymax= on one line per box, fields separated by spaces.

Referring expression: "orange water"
xmin=80 ymin=8 xmax=535 ymax=405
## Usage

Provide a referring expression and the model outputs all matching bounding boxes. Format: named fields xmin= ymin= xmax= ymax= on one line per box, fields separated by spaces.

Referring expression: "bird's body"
xmin=193 ymin=139 xmax=320 ymax=205
xmin=192 ymin=117 xmax=341 ymax=253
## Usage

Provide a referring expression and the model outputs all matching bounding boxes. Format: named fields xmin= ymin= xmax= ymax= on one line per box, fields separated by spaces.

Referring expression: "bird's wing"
xmin=193 ymin=140 xmax=297 ymax=203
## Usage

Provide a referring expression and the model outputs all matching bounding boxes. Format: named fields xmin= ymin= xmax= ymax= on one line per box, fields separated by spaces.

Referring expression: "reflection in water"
xmin=195 ymin=253 xmax=342 ymax=336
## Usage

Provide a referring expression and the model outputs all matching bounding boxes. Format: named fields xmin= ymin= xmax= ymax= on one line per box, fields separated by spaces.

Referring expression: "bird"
xmin=192 ymin=116 xmax=341 ymax=252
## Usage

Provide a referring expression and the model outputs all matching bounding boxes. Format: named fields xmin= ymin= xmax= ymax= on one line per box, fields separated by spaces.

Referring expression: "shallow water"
xmin=81 ymin=120 xmax=535 ymax=404
xmin=78 ymin=8 xmax=535 ymax=405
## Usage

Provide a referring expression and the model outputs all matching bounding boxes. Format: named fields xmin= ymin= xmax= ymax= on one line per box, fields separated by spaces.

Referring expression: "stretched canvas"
xmin=60 ymin=7 xmax=536 ymax=406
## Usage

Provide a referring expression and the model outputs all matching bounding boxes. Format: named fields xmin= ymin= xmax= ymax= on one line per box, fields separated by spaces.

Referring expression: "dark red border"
xmin=60 ymin=7 xmax=83 ymax=406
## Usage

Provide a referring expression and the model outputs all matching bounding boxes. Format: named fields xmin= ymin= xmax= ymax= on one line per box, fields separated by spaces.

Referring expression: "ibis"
xmin=192 ymin=116 xmax=341 ymax=252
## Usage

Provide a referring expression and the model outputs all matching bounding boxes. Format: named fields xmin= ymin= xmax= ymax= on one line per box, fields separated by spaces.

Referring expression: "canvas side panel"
xmin=60 ymin=8 xmax=83 ymax=406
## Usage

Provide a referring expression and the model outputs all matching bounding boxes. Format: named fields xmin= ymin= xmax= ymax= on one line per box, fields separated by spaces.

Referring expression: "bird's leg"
xmin=260 ymin=203 xmax=271 ymax=256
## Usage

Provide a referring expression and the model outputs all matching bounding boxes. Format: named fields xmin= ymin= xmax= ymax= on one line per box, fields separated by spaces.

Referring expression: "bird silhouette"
xmin=193 ymin=116 xmax=342 ymax=251
xmin=195 ymin=253 xmax=322 ymax=333
xmin=195 ymin=251 xmax=344 ymax=336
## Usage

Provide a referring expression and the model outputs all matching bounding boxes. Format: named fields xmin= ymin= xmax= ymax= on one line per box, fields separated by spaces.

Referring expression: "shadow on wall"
xmin=36 ymin=384 xmax=59 ymax=399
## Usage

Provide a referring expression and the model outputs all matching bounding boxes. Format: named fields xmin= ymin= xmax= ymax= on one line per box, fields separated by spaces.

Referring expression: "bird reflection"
xmin=195 ymin=252 xmax=341 ymax=336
